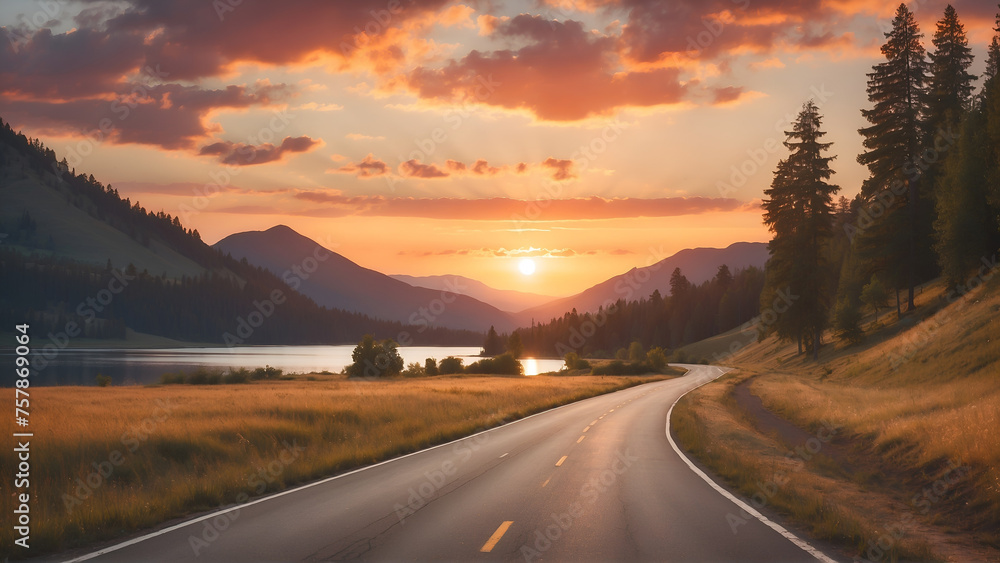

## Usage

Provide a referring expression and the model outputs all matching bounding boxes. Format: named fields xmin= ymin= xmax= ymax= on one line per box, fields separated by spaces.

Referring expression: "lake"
xmin=13 ymin=345 xmax=567 ymax=386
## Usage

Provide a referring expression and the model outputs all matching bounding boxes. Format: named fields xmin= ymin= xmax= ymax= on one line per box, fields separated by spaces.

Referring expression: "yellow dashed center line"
xmin=583 ymin=425 xmax=591 ymax=432
xmin=591 ymin=420 xmax=598 ymax=425
xmin=555 ymin=455 xmax=568 ymax=467
xmin=481 ymin=521 xmax=514 ymax=552
xmin=609 ymin=409 xmax=615 ymax=412
xmin=541 ymin=477 xmax=551 ymax=488
xmin=577 ymin=435 xmax=586 ymax=443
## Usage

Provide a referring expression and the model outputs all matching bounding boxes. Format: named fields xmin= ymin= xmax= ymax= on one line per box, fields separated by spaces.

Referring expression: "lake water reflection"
xmin=13 ymin=345 xmax=566 ymax=385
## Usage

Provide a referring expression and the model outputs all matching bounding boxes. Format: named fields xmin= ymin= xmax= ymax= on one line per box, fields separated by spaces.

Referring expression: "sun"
xmin=518 ymin=258 xmax=536 ymax=276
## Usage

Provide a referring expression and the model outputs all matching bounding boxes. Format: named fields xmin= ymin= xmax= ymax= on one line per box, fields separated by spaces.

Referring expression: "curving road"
xmin=53 ymin=365 xmax=837 ymax=563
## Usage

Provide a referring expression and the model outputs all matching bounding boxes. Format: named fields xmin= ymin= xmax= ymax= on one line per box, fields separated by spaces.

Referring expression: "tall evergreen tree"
xmin=985 ymin=6 xmax=1000 ymax=87
xmin=927 ymin=5 xmax=975 ymax=135
xmin=482 ymin=325 xmax=504 ymax=356
xmin=857 ymin=3 xmax=929 ymax=312
xmin=985 ymin=7 xmax=1000 ymax=223
xmin=926 ymin=5 xmax=975 ymax=194
xmin=933 ymin=106 xmax=999 ymax=285
xmin=762 ymin=101 xmax=840 ymax=359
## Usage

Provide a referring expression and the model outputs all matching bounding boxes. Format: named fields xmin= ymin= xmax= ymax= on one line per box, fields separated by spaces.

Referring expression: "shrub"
xmin=402 ymin=362 xmax=425 ymax=377
xmin=223 ymin=369 xmax=249 ymax=384
xmin=425 ymin=358 xmax=439 ymax=376
xmin=647 ymin=347 xmax=667 ymax=371
xmin=438 ymin=356 xmax=464 ymax=375
xmin=466 ymin=353 xmax=523 ymax=375
xmin=563 ymin=352 xmax=591 ymax=371
xmin=95 ymin=374 xmax=112 ymax=387
xmin=346 ymin=335 xmax=405 ymax=378
xmin=251 ymin=365 xmax=282 ymax=380
xmin=184 ymin=367 xmax=224 ymax=385
xmin=160 ymin=372 xmax=185 ymax=385
xmin=834 ymin=296 xmax=866 ymax=345
xmin=592 ymin=360 xmax=651 ymax=376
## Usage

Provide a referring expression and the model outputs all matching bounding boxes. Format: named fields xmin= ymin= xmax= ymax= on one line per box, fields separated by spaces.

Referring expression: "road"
xmin=55 ymin=365 xmax=836 ymax=563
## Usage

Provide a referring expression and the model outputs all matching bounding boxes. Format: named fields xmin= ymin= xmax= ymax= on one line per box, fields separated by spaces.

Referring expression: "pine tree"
xmin=933 ymin=107 xmax=999 ymax=285
xmin=762 ymin=101 xmax=840 ymax=359
xmin=857 ymin=3 xmax=929 ymax=313
xmin=985 ymin=7 xmax=1000 ymax=225
xmin=927 ymin=5 xmax=975 ymax=136
xmin=985 ymin=7 xmax=1000 ymax=87
xmin=482 ymin=325 xmax=504 ymax=356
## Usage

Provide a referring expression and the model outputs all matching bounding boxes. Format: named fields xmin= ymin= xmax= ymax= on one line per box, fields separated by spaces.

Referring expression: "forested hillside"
xmin=515 ymin=265 xmax=765 ymax=357
xmin=0 ymin=118 xmax=480 ymax=346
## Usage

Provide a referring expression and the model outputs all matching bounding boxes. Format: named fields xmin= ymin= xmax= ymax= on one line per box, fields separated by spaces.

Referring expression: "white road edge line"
xmin=62 ymin=378 xmax=659 ymax=563
xmin=664 ymin=365 xmax=838 ymax=563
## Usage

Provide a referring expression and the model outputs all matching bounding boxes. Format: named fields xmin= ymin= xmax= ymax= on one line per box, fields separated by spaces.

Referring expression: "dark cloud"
xmin=198 ymin=135 xmax=319 ymax=166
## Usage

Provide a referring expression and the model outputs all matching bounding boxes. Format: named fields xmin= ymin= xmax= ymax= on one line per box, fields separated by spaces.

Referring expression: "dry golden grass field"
xmin=674 ymin=276 xmax=1000 ymax=561
xmin=0 ymin=373 xmax=669 ymax=558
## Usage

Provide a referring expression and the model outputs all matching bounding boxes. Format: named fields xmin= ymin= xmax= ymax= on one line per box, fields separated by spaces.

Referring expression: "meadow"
xmin=0 ymin=373 xmax=668 ymax=558
xmin=674 ymin=276 xmax=1000 ymax=561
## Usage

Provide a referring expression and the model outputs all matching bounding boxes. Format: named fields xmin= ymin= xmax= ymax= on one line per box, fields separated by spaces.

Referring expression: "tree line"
xmin=761 ymin=3 xmax=1000 ymax=358
xmin=508 ymin=265 xmax=765 ymax=358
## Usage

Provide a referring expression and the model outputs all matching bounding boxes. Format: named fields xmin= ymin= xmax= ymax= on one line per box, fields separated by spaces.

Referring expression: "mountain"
xmin=516 ymin=242 xmax=769 ymax=324
xmin=0 ymin=117 xmax=479 ymax=347
xmin=215 ymin=226 xmax=517 ymax=332
xmin=390 ymin=274 xmax=558 ymax=313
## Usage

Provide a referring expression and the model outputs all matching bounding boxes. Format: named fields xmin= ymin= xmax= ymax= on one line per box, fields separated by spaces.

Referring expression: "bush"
xmin=160 ymin=372 xmax=185 ymax=384
xmin=592 ymin=360 xmax=651 ymax=376
xmin=424 ymin=358 xmax=439 ymax=376
xmin=223 ymin=368 xmax=249 ymax=384
xmin=647 ymin=347 xmax=667 ymax=371
xmin=402 ymin=362 xmax=425 ymax=377
xmin=563 ymin=352 xmax=591 ymax=371
xmin=95 ymin=374 xmax=112 ymax=387
xmin=346 ymin=335 xmax=404 ymax=378
xmin=184 ymin=367 xmax=224 ymax=385
xmin=251 ymin=365 xmax=282 ymax=380
xmin=834 ymin=296 xmax=865 ymax=345
xmin=466 ymin=353 xmax=523 ymax=375
xmin=438 ymin=356 xmax=464 ymax=375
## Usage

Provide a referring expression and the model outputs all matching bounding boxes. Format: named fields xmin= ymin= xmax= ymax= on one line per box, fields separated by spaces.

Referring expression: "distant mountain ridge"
xmin=390 ymin=274 xmax=558 ymax=313
xmin=215 ymin=226 xmax=518 ymax=332
xmin=514 ymin=242 xmax=769 ymax=324
xmin=0 ymin=118 xmax=479 ymax=347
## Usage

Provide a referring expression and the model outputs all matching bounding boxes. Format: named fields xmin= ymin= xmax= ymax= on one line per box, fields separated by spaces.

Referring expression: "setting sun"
xmin=518 ymin=258 xmax=537 ymax=276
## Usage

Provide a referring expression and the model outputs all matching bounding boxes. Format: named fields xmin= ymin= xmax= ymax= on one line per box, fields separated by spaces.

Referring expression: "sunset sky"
xmin=1 ymin=0 xmax=996 ymax=296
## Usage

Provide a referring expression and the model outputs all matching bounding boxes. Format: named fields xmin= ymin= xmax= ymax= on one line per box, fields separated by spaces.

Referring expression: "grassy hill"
xmin=0 ymin=154 xmax=206 ymax=279
xmin=673 ymin=272 xmax=1000 ymax=561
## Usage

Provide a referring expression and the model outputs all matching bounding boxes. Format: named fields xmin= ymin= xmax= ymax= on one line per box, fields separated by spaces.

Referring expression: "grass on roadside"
xmin=0 ymin=373 xmax=669 ymax=559
xmin=674 ymin=275 xmax=1000 ymax=561
xmin=672 ymin=373 xmax=936 ymax=562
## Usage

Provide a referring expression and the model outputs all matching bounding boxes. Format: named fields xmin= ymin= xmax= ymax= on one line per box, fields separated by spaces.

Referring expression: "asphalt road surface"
xmin=54 ymin=365 xmax=837 ymax=563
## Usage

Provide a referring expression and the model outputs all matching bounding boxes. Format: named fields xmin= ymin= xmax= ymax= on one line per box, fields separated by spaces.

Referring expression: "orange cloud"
xmin=542 ymin=158 xmax=576 ymax=181
xmin=403 ymin=15 xmax=689 ymax=121
xmin=399 ymin=159 xmax=449 ymax=178
xmin=332 ymin=153 xmax=390 ymax=177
